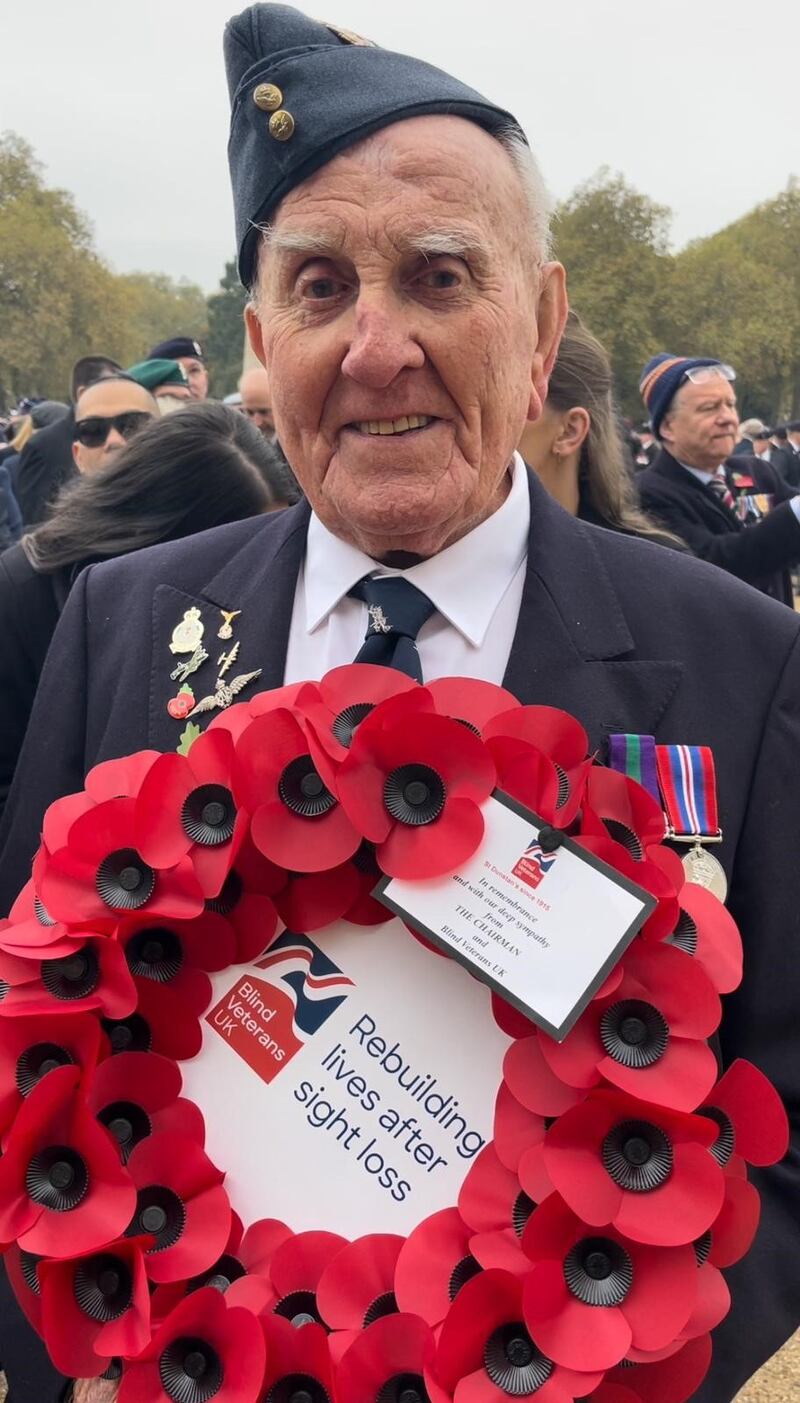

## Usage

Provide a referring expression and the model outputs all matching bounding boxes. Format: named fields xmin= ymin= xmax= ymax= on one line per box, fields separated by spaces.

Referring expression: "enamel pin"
xmin=169 ymin=607 xmax=204 ymax=655
xmin=187 ymin=669 xmax=263 ymax=717
xmin=167 ymin=685 xmax=195 ymax=720
xmin=170 ymin=645 xmax=209 ymax=684
xmin=367 ymin=604 xmax=392 ymax=634
xmin=218 ymin=610 xmax=241 ymax=640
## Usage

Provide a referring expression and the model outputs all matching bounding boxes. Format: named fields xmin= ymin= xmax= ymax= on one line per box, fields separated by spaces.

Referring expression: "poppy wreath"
xmin=0 ymin=664 xmax=789 ymax=1403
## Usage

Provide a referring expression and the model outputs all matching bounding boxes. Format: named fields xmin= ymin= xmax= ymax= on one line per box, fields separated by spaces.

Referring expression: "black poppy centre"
xmin=564 ymin=1237 xmax=634 ymax=1307
xmin=74 ymin=1253 xmax=134 ymax=1322
xmin=96 ymin=848 xmax=156 ymax=911
xmin=98 ymin=1099 xmax=152 ymax=1161
xmin=362 ymin=1290 xmax=398 ymax=1327
xmin=602 ymin=1119 xmax=674 ymax=1192
xmin=188 ymin=1254 xmax=247 ymax=1294
xmin=699 ymin=1105 xmax=736 ymax=1165
xmin=126 ymin=927 xmax=184 ymax=983
xmin=278 ymin=756 xmax=337 ymax=818
xmin=332 ymin=702 xmax=374 ymax=748
xmin=376 ymin=1375 xmax=430 ymax=1403
xmin=102 ymin=1013 xmax=153 ymax=1054
xmin=182 ymin=785 xmax=236 ymax=847
xmin=274 ymin=1289 xmax=326 ymax=1330
xmin=16 ymin=1042 xmax=75 ymax=1096
xmin=448 ymin=1253 xmax=482 ymax=1301
xmin=159 ymin=1335 xmax=223 ymax=1403
xmin=129 ymin=1186 xmax=186 ymax=1252
xmin=26 ymin=1145 xmax=89 ymax=1212
xmin=42 ymin=948 xmax=100 ymax=1002
xmin=384 ymin=764 xmax=445 ymax=826
xmin=484 ymin=1322 xmax=554 ymax=1395
xmin=267 ymin=1375 xmax=331 ymax=1403
xmin=600 ymin=999 xmax=670 ymax=1069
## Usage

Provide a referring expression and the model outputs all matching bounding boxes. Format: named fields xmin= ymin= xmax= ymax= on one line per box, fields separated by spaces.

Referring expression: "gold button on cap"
xmin=253 ymin=82 xmax=283 ymax=111
xmin=269 ymin=109 xmax=295 ymax=141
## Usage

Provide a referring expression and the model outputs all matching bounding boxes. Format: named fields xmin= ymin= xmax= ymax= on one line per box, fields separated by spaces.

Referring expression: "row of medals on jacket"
xmin=167 ymin=607 xmax=262 ymax=723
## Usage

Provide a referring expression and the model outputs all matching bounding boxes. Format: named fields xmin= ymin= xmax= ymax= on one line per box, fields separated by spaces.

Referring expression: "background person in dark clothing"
xmin=519 ymin=313 xmax=681 ymax=545
xmin=637 ymin=354 xmax=800 ymax=605
xmin=0 ymin=401 xmax=279 ymax=819
xmin=11 ymin=355 xmax=121 ymax=526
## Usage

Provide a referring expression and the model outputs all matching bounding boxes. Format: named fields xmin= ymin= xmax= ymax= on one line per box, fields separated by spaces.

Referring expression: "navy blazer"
xmin=0 ymin=471 xmax=798 ymax=1402
xmin=638 ymin=449 xmax=800 ymax=605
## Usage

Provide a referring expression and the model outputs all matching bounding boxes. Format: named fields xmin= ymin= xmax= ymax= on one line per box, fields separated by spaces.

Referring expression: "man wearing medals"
xmin=638 ymin=354 xmax=800 ymax=606
xmin=0 ymin=8 xmax=799 ymax=1401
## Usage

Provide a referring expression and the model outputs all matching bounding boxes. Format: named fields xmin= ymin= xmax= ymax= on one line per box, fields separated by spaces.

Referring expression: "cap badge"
xmin=253 ymin=82 xmax=283 ymax=111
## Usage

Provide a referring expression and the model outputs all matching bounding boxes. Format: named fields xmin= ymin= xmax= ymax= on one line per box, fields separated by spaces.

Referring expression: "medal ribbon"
xmin=607 ymin=733 xmax=662 ymax=805
xmin=655 ymin=743 xmax=720 ymax=838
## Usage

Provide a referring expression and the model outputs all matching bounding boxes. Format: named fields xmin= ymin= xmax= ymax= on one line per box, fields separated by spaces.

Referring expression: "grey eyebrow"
xmin=405 ymin=229 xmax=490 ymax=263
xmin=259 ymin=227 xmax=345 ymax=258
xmin=258 ymin=224 xmax=491 ymax=266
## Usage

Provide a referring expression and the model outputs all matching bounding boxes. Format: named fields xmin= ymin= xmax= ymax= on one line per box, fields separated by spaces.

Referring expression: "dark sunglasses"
xmin=74 ymin=411 xmax=154 ymax=447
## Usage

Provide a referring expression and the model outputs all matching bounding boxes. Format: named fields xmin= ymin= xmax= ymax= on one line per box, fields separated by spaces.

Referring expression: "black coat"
xmin=12 ymin=409 xmax=76 ymax=526
xmin=1 ymin=473 xmax=799 ymax=1402
xmin=638 ymin=449 xmax=800 ymax=605
xmin=0 ymin=544 xmax=73 ymax=817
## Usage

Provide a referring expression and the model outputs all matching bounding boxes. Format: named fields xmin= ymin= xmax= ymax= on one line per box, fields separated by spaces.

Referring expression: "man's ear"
xmin=245 ymin=303 xmax=268 ymax=369
xmin=527 ymin=263 xmax=568 ymax=421
xmin=71 ymin=441 xmax=81 ymax=470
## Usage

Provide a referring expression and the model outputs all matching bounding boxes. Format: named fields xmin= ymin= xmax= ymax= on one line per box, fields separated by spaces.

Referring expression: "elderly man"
xmin=0 ymin=8 xmax=798 ymax=1402
xmin=637 ymin=354 xmax=800 ymax=604
xmin=238 ymin=363 xmax=276 ymax=437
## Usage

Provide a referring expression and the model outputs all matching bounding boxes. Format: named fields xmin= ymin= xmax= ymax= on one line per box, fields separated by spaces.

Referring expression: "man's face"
xmin=753 ymin=437 xmax=770 ymax=457
xmin=247 ymin=116 xmax=566 ymax=558
xmin=659 ymin=376 xmax=739 ymax=471
xmin=72 ymin=380 xmax=156 ymax=474
xmin=239 ymin=368 xmax=275 ymax=436
xmin=178 ymin=357 xmax=209 ymax=400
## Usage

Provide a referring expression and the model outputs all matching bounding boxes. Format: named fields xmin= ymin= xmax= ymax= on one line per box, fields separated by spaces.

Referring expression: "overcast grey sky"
xmin=2 ymin=0 xmax=797 ymax=292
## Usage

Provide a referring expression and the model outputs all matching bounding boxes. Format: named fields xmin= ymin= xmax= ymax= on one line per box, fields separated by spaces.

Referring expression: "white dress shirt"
xmin=284 ymin=453 xmax=530 ymax=686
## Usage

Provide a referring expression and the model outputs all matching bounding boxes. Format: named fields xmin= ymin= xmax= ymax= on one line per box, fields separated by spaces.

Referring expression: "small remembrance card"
xmin=376 ymin=791 xmax=656 ymax=1042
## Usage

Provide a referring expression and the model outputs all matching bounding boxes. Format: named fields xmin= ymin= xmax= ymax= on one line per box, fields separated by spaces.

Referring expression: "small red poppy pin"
xmin=167 ymin=685 xmax=195 ymax=720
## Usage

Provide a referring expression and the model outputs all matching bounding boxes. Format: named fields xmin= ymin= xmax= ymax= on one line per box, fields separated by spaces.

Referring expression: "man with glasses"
xmin=71 ymin=376 xmax=157 ymax=475
xmin=638 ymin=354 xmax=800 ymax=605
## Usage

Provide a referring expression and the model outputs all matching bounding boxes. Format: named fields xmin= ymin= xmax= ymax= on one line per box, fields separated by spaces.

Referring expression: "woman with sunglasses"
xmin=0 ymin=401 xmax=289 ymax=817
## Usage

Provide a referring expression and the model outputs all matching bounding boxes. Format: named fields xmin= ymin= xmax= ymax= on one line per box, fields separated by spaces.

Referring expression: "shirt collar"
xmin=677 ymin=458 xmax=718 ymax=485
xmin=302 ymin=452 xmax=530 ymax=647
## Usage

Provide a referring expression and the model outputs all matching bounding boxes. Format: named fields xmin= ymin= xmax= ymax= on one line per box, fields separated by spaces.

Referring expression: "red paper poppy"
xmin=668 ymin=884 xmax=742 ymax=994
xmin=297 ymin=662 xmax=419 ymax=767
xmin=428 ymin=677 xmax=521 ymax=734
xmin=0 ymin=1064 xmax=135 ymax=1257
xmin=317 ymin=1232 xmax=404 ymax=1331
xmin=273 ymin=860 xmax=363 ymax=932
xmin=596 ymin=1334 xmax=712 ymax=1403
xmin=337 ymin=697 xmax=496 ymax=879
xmin=118 ymin=1284 xmax=266 ymax=1403
xmin=85 ymin=752 xmax=162 ymax=804
xmin=125 ymin=1129 xmax=230 ymax=1283
xmin=203 ymin=835 xmax=283 ymax=964
xmin=4 ymin=1243 xmax=45 ymax=1333
xmin=234 ymin=708 xmax=361 ymax=871
xmin=395 ymin=1208 xmax=482 ymax=1327
xmin=249 ymin=1228 xmax=349 ymax=1324
xmin=573 ymin=833 xmax=680 ymax=945
xmin=503 ymin=1036 xmax=583 ymax=1119
xmin=542 ymin=1088 xmax=725 ymax=1246
xmin=540 ymin=941 xmax=721 ymax=1112
xmin=98 ymin=962 xmax=208 ymax=1062
xmin=134 ymin=729 xmax=247 ymax=899
xmin=580 ymin=768 xmax=666 ymax=858
xmin=41 ymin=790 xmax=98 ymax=853
xmin=39 ymin=796 xmax=205 ymax=926
xmin=0 ymin=1008 xmax=103 ymax=1138
xmin=676 ymin=1261 xmax=730 ymax=1341
xmin=38 ymin=1235 xmax=152 ymax=1377
xmin=117 ymin=920 xmax=214 ymax=1039
xmin=338 ymin=1312 xmax=436 ymax=1403
xmin=0 ymin=935 xmax=136 ymax=1022
xmin=493 ymin=1081 xmax=546 ymax=1173
xmin=88 ymin=1051 xmax=205 ymax=1163
xmin=521 ymin=1194 xmax=698 ymax=1371
xmin=153 ymin=1215 xmax=294 ymax=1320
xmin=0 ymin=879 xmax=84 ymax=959
xmin=700 ymin=1058 xmax=789 ymax=1167
xmin=484 ymin=705 xmax=591 ymax=828
xmin=342 ymin=844 xmax=396 ymax=926
xmin=260 ymin=1314 xmax=336 ymax=1401
xmin=458 ymin=1144 xmax=535 ymax=1240
xmin=431 ymin=1267 xmax=603 ymax=1403
xmin=705 ymin=1171 xmax=760 ymax=1268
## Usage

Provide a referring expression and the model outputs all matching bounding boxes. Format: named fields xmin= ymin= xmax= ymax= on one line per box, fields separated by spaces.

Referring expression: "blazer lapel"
xmin=149 ymin=502 xmax=310 ymax=749
xmin=504 ymin=473 xmax=683 ymax=749
xmin=653 ymin=450 xmax=741 ymax=530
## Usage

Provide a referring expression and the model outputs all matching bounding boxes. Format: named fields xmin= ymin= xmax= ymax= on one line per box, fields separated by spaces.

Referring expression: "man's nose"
xmin=341 ymin=295 xmax=425 ymax=387
xmin=104 ymin=427 xmax=126 ymax=450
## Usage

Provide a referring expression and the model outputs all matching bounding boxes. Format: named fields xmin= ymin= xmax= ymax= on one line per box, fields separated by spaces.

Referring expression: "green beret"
xmin=127 ymin=359 xmax=189 ymax=391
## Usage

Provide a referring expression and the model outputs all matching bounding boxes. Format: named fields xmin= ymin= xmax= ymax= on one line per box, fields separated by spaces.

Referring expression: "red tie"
xmin=709 ymin=468 xmax=737 ymax=514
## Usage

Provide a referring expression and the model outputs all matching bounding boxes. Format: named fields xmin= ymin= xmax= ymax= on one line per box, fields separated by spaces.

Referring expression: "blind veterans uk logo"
xmin=512 ymin=836 xmax=559 ymax=891
xmin=206 ymin=931 xmax=353 ymax=1083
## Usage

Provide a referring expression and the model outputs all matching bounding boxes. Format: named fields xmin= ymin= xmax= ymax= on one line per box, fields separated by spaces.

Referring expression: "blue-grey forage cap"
xmin=224 ymin=4 xmax=525 ymax=287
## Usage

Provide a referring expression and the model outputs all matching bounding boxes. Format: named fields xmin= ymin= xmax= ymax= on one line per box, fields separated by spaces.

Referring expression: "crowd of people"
xmin=0 ymin=6 xmax=798 ymax=1403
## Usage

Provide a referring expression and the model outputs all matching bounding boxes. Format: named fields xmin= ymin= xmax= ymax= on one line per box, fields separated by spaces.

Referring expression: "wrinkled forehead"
xmin=268 ymin=114 xmax=524 ymax=244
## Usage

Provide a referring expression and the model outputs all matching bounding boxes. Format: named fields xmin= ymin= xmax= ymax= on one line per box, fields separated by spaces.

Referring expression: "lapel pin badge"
xmin=170 ymin=607 xmax=204 ymax=656
xmin=167 ymin=684 xmax=195 ymax=720
xmin=187 ymin=668 xmax=263 ymax=718
xmin=218 ymin=609 xmax=241 ymax=641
